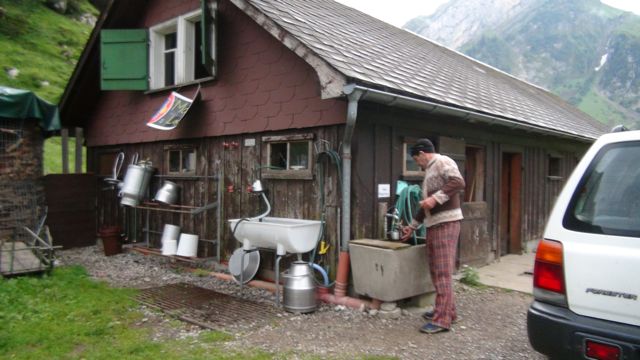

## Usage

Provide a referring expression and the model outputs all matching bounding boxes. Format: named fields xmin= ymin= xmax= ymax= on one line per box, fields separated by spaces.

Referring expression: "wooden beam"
xmin=75 ymin=127 xmax=83 ymax=173
xmin=61 ymin=128 xmax=69 ymax=174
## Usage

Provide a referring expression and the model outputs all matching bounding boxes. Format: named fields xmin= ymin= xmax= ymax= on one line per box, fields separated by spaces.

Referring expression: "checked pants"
xmin=427 ymin=220 xmax=460 ymax=329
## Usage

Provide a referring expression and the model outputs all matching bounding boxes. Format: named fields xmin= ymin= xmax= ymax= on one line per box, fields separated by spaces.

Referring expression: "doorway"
xmin=500 ymin=152 xmax=522 ymax=255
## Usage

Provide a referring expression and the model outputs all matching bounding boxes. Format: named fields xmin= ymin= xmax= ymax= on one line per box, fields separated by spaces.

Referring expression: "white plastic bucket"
xmin=176 ymin=233 xmax=198 ymax=257
xmin=160 ymin=224 xmax=180 ymax=244
xmin=162 ymin=239 xmax=178 ymax=256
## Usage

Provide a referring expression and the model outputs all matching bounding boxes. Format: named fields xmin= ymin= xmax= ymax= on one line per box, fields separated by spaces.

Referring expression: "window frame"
xmin=402 ymin=139 xmax=426 ymax=179
xmin=547 ymin=154 xmax=563 ymax=180
xmin=262 ymin=134 xmax=314 ymax=180
xmin=149 ymin=7 xmax=216 ymax=90
xmin=464 ymin=145 xmax=486 ymax=202
xmin=164 ymin=145 xmax=197 ymax=176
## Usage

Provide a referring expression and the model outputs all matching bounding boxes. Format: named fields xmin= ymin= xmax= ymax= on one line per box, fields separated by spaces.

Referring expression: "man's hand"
xmin=400 ymin=226 xmax=414 ymax=242
xmin=420 ymin=196 xmax=437 ymax=210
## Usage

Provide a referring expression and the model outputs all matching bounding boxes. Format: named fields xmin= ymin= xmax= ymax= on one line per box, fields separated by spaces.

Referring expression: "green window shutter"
xmin=201 ymin=0 xmax=215 ymax=76
xmin=101 ymin=29 xmax=149 ymax=91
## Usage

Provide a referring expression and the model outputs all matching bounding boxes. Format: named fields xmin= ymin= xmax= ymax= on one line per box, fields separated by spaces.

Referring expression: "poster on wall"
xmin=146 ymin=88 xmax=199 ymax=130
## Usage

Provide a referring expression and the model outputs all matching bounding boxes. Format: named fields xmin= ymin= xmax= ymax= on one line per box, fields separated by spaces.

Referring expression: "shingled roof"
xmin=238 ymin=0 xmax=606 ymax=140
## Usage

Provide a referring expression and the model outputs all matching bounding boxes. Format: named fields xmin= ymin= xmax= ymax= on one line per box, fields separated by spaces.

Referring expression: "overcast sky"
xmin=335 ymin=0 xmax=640 ymax=27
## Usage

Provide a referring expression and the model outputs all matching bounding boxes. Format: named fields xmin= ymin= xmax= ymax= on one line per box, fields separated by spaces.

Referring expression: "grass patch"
xmin=44 ymin=136 xmax=87 ymax=174
xmin=0 ymin=266 xmax=274 ymax=359
xmin=459 ymin=265 xmax=485 ymax=288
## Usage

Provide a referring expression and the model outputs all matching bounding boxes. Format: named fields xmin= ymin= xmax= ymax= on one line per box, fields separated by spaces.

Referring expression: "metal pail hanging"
xmin=119 ymin=160 xmax=155 ymax=207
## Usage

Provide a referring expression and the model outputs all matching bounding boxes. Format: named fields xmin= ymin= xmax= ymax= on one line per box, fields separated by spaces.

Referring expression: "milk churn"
xmin=283 ymin=261 xmax=317 ymax=313
xmin=120 ymin=160 xmax=155 ymax=207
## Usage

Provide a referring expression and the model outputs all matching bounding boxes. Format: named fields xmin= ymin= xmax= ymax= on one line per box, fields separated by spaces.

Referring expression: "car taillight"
xmin=533 ymin=239 xmax=566 ymax=300
xmin=585 ymin=339 xmax=621 ymax=360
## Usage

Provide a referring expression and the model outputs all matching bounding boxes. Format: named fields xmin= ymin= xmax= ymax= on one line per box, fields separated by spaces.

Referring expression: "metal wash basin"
xmin=228 ymin=217 xmax=322 ymax=255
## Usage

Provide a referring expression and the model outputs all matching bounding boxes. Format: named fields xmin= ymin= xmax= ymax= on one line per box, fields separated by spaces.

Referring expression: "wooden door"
xmin=500 ymin=153 xmax=522 ymax=255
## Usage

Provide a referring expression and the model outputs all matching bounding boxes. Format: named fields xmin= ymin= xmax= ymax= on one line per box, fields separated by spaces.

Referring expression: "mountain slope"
xmin=0 ymin=0 xmax=96 ymax=173
xmin=0 ymin=0 xmax=96 ymax=103
xmin=405 ymin=0 xmax=640 ymax=129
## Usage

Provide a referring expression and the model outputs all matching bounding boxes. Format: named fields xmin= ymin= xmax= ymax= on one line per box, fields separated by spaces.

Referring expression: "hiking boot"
xmin=419 ymin=322 xmax=448 ymax=334
xmin=422 ymin=310 xmax=460 ymax=323
xmin=422 ymin=310 xmax=434 ymax=320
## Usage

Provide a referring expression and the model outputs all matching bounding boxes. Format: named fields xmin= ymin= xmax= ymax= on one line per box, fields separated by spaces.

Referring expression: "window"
xmin=464 ymin=146 xmax=485 ymax=202
xmin=262 ymin=134 xmax=313 ymax=179
xmin=99 ymin=2 xmax=216 ymax=91
xmin=402 ymin=142 xmax=424 ymax=177
xmin=149 ymin=7 xmax=216 ymax=89
xmin=165 ymin=147 xmax=196 ymax=175
xmin=163 ymin=32 xmax=177 ymax=87
xmin=548 ymin=156 xmax=562 ymax=179
xmin=564 ymin=142 xmax=640 ymax=237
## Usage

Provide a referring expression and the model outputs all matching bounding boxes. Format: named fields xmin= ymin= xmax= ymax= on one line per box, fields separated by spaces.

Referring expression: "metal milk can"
xmin=283 ymin=261 xmax=317 ymax=313
xmin=120 ymin=160 xmax=155 ymax=207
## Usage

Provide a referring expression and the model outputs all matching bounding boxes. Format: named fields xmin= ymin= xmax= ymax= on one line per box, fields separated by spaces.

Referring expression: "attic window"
xmin=149 ymin=6 xmax=216 ymax=89
xmin=262 ymin=134 xmax=314 ymax=180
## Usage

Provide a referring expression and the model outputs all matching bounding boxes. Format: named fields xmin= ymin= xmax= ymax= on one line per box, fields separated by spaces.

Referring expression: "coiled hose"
xmin=395 ymin=184 xmax=426 ymax=245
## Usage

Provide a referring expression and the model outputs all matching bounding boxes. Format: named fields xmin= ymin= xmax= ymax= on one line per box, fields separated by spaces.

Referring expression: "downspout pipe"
xmin=334 ymin=84 xmax=363 ymax=299
xmin=341 ymin=83 xmax=363 ymax=252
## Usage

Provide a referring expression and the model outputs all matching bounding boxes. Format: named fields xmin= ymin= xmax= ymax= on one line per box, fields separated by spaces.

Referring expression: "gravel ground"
xmin=57 ymin=245 xmax=545 ymax=360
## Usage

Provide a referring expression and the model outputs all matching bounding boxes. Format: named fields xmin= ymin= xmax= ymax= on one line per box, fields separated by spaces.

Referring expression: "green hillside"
xmin=0 ymin=0 xmax=96 ymax=173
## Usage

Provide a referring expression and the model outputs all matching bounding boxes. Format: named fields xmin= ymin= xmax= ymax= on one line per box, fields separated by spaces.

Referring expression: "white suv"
xmin=528 ymin=129 xmax=640 ymax=360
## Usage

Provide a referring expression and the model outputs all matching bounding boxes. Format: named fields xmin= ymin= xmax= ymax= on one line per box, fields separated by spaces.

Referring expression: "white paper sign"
xmin=378 ymin=184 xmax=390 ymax=198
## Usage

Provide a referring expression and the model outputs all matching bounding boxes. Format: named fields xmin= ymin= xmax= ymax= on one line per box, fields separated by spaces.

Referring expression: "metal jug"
xmin=120 ymin=160 xmax=155 ymax=207
xmin=283 ymin=261 xmax=317 ymax=313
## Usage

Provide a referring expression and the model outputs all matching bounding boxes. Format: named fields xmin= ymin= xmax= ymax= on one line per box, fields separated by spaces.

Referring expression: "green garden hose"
xmin=395 ymin=184 xmax=426 ymax=245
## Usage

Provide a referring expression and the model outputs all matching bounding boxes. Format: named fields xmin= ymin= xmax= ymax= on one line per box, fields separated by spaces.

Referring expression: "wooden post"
xmin=75 ymin=127 xmax=83 ymax=173
xmin=61 ymin=128 xmax=69 ymax=174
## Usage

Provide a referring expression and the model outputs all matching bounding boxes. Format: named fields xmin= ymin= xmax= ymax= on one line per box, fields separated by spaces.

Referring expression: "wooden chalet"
xmin=60 ymin=0 xmax=606 ymax=277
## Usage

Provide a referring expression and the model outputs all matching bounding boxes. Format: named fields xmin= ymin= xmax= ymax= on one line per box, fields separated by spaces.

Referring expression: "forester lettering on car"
xmin=585 ymin=288 xmax=638 ymax=301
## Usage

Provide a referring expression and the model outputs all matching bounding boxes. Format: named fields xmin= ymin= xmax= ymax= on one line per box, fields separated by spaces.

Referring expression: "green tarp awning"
xmin=0 ymin=86 xmax=61 ymax=133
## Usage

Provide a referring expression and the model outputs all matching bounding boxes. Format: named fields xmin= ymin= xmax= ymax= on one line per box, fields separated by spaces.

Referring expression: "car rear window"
xmin=563 ymin=141 xmax=640 ymax=237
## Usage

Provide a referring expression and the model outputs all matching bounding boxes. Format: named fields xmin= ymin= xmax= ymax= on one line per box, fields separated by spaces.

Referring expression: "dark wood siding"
xmin=88 ymin=126 xmax=342 ymax=272
xmin=44 ymin=174 xmax=97 ymax=249
xmin=351 ymin=103 xmax=589 ymax=264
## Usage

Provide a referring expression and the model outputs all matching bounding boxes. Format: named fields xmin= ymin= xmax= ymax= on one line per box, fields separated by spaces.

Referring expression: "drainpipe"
xmin=341 ymin=83 xmax=363 ymax=252
xmin=334 ymin=84 xmax=363 ymax=298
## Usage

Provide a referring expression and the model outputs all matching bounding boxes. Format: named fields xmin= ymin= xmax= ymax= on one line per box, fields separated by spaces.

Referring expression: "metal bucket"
xmin=283 ymin=261 xmax=317 ymax=313
xmin=120 ymin=160 xmax=155 ymax=207
xmin=154 ymin=181 xmax=181 ymax=205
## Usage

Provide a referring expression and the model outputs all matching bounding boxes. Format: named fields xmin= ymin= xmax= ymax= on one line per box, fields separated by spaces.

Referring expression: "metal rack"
xmin=0 ymin=212 xmax=60 ymax=277
xmin=134 ymin=168 xmax=224 ymax=262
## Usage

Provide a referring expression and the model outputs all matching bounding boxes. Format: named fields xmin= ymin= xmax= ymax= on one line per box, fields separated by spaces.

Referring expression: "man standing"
xmin=402 ymin=138 xmax=465 ymax=334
